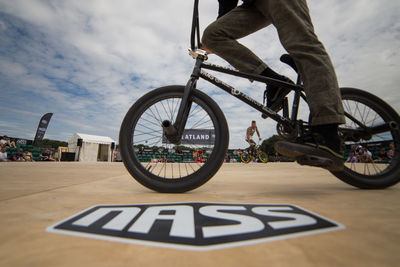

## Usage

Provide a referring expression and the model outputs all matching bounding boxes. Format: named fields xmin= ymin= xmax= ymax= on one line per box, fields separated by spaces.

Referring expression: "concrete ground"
xmin=0 ymin=162 xmax=399 ymax=267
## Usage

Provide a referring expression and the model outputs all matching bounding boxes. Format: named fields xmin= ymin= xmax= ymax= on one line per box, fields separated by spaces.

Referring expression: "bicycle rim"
xmin=339 ymin=88 xmax=400 ymax=182
xmin=120 ymin=86 xmax=230 ymax=189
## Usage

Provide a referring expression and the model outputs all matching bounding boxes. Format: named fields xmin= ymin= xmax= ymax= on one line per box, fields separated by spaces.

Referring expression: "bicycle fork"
xmin=162 ymin=54 xmax=205 ymax=145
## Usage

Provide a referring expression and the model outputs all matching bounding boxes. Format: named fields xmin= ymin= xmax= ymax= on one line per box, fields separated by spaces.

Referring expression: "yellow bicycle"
xmin=240 ymin=145 xmax=268 ymax=164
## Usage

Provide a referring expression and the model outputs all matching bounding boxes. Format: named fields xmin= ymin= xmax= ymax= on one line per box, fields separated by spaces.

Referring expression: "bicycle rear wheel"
xmin=258 ymin=151 xmax=268 ymax=163
xmin=331 ymin=87 xmax=400 ymax=189
xmin=119 ymin=85 xmax=229 ymax=192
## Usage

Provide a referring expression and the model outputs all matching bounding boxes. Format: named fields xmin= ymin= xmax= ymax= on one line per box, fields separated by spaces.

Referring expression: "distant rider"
xmin=246 ymin=120 xmax=261 ymax=156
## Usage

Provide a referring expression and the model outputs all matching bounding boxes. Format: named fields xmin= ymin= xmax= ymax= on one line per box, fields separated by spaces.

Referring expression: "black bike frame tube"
xmin=291 ymin=91 xmax=301 ymax=121
xmin=190 ymin=0 xmax=200 ymax=50
xmin=173 ymin=56 xmax=204 ymax=135
xmin=201 ymin=62 xmax=302 ymax=91
xmin=199 ymin=70 xmax=292 ymax=128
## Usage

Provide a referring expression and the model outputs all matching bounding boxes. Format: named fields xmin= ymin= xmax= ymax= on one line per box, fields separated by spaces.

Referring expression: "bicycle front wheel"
xmin=119 ymin=85 xmax=229 ymax=192
xmin=258 ymin=151 xmax=268 ymax=163
xmin=331 ymin=87 xmax=400 ymax=189
xmin=240 ymin=152 xmax=251 ymax=164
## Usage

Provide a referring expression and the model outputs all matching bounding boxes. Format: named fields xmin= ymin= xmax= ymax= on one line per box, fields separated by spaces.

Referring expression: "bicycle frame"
xmin=165 ymin=0 xmax=306 ymax=145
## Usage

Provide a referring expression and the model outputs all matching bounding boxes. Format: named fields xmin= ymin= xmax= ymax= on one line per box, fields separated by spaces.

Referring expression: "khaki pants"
xmin=202 ymin=0 xmax=345 ymax=125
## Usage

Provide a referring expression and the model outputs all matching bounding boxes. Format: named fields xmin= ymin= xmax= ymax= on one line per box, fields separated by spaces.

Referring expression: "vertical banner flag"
xmin=33 ymin=113 xmax=53 ymax=144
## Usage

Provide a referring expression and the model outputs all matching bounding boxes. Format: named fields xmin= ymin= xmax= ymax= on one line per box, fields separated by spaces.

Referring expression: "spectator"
xmin=113 ymin=148 xmax=122 ymax=162
xmin=176 ymin=149 xmax=184 ymax=162
xmin=40 ymin=149 xmax=56 ymax=161
xmin=374 ymin=147 xmax=389 ymax=163
xmin=9 ymin=138 xmax=16 ymax=148
xmin=346 ymin=152 xmax=359 ymax=163
xmin=353 ymin=145 xmax=363 ymax=161
xmin=0 ymin=147 xmax=9 ymax=162
xmin=225 ymin=152 xmax=230 ymax=162
xmin=12 ymin=149 xmax=25 ymax=162
xmin=24 ymin=149 xmax=34 ymax=162
xmin=139 ymin=146 xmax=144 ymax=155
xmin=387 ymin=142 xmax=395 ymax=160
xmin=151 ymin=155 xmax=157 ymax=163
xmin=49 ymin=150 xmax=56 ymax=161
xmin=0 ymin=136 xmax=7 ymax=147
xmin=361 ymin=147 xmax=373 ymax=163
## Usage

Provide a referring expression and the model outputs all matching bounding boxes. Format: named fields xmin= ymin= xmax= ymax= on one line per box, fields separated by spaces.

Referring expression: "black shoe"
xmin=262 ymin=76 xmax=293 ymax=119
xmin=267 ymin=79 xmax=293 ymax=109
xmin=274 ymin=124 xmax=344 ymax=171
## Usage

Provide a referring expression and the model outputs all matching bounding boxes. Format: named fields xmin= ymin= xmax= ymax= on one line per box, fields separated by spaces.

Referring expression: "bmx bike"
xmin=241 ymin=143 xmax=268 ymax=164
xmin=119 ymin=0 xmax=400 ymax=192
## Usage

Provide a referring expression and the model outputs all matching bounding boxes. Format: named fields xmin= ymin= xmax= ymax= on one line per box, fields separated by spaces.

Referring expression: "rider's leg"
xmin=202 ymin=1 xmax=345 ymax=169
xmin=202 ymin=5 xmax=270 ymax=74
xmin=204 ymin=0 xmax=344 ymax=125
xmin=254 ymin=0 xmax=345 ymax=170
xmin=202 ymin=5 xmax=293 ymax=112
xmin=249 ymin=140 xmax=256 ymax=157
xmin=256 ymin=0 xmax=345 ymax=126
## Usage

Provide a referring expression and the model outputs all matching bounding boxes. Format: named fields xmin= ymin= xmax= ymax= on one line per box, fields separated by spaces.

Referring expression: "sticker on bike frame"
xmin=46 ymin=202 xmax=345 ymax=251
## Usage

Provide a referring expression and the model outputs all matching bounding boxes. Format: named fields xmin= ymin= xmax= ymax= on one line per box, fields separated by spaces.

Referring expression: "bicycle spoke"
xmin=139 ymin=115 xmax=162 ymax=128
xmin=134 ymin=130 xmax=162 ymax=138
xmin=148 ymin=106 xmax=163 ymax=125
xmin=160 ymin=100 xmax=170 ymax=121
xmin=153 ymin=105 xmax=164 ymax=125
xmin=188 ymin=104 xmax=202 ymax=120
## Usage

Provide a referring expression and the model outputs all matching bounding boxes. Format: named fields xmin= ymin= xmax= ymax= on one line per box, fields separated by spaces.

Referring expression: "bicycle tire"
xmin=241 ymin=152 xmax=251 ymax=164
xmin=119 ymin=85 xmax=229 ymax=193
xmin=331 ymin=87 xmax=400 ymax=189
xmin=258 ymin=151 xmax=268 ymax=163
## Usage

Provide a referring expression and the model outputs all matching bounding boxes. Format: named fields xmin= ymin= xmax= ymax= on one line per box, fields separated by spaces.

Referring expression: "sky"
xmin=0 ymin=0 xmax=399 ymax=149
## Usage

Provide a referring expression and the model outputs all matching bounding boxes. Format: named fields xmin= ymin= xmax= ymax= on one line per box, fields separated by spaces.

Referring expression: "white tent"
xmin=68 ymin=133 xmax=115 ymax=162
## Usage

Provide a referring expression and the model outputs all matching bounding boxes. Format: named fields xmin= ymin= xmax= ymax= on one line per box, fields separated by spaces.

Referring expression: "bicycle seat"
xmin=280 ymin=54 xmax=298 ymax=73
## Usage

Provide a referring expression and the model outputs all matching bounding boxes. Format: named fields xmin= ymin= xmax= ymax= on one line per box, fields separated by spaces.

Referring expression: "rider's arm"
xmin=256 ymin=127 xmax=261 ymax=140
xmin=218 ymin=0 xmax=238 ymax=18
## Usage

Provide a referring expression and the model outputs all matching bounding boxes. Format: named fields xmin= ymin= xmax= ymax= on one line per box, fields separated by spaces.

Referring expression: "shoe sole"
xmin=274 ymin=141 xmax=344 ymax=171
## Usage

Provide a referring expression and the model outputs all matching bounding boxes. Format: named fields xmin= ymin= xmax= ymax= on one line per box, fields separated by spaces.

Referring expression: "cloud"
xmin=0 ymin=0 xmax=399 ymax=149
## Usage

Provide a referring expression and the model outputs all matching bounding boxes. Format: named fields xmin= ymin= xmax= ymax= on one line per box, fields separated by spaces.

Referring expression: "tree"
xmin=260 ymin=135 xmax=283 ymax=155
xmin=36 ymin=139 xmax=68 ymax=149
